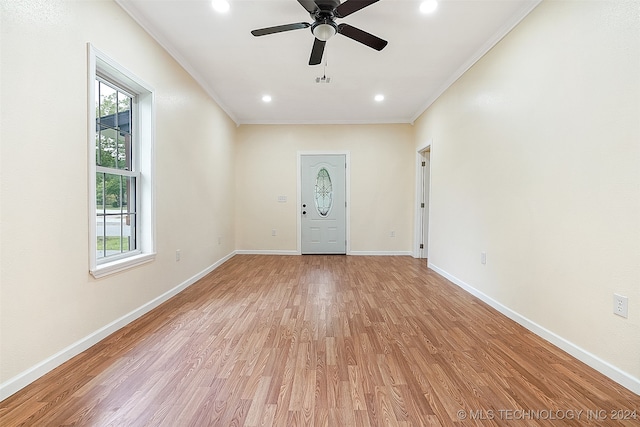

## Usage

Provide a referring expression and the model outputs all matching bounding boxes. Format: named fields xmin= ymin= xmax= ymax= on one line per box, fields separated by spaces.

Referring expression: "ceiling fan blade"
xmin=297 ymin=0 xmax=319 ymax=14
xmin=309 ymin=38 xmax=326 ymax=65
xmin=337 ymin=23 xmax=387 ymax=51
xmin=335 ymin=0 xmax=380 ymax=18
xmin=251 ymin=22 xmax=311 ymax=37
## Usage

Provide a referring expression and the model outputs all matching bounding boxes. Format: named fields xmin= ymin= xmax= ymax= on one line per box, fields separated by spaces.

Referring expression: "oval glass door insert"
xmin=314 ymin=167 xmax=333 ymax=217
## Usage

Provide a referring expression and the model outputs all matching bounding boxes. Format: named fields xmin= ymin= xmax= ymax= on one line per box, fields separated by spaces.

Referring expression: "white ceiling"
xmin=115 ymin=0 xmax=541 ymax=125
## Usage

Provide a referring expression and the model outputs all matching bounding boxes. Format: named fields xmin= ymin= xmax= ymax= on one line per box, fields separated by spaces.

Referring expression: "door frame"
xmin=297 ymin=151 xmax=351 ymax=255
xmin=413 ymin=139 xmax=432 ymax=259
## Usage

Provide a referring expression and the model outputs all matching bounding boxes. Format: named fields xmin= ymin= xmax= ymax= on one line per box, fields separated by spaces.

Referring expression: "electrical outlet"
xmin=218 ymin=237 xmax=221 ymax=245
xmin=480 ymin=252 xmax=487 ymax=265
xmin=272 ymin=229 xmax=277 ymax=236
xmin=175 ymin=249 xmax=181 ymax=262
xmin=390 ymin=231 xmax=395 ymax=237
xmin=613 ymin=294 xmax=628 ymax=318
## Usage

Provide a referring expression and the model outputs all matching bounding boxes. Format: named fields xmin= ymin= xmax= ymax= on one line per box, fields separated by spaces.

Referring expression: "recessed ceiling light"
xmin=420 ymin=0 xmax=438 ymax=14
xmin=374 ymin=94 xmax=385 ymax=102
xmin=211 ymin=0 xmax=230 ymax=13
xmin=262 ymin=95 xmax=272 ymax=103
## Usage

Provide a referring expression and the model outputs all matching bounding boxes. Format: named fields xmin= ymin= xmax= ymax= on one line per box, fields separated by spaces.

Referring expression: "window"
xmin=314 ymin=167 xmax=333 ymax=217
xmin=88 ymin=44 xmax=155 ymax=278
xmin=95 ymin=79 xmax=136 ymax=260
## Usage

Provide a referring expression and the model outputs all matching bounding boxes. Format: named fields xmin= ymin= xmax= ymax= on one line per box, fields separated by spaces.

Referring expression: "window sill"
xmin=90 ymin=253 xmax=156 ymax=279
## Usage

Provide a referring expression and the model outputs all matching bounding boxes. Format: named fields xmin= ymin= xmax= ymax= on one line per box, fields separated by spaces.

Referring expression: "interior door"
xmin=301 ymin=154 xmax=346 ymax=254
xmin=422 ymin=150 xmax=430 ymax=258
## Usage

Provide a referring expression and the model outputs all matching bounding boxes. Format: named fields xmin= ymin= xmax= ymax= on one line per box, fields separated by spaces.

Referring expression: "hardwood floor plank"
xmin=1 ymin=255 xmax=638 ymax=426
xmin=347 ymin=365 xmax=367 ymax=411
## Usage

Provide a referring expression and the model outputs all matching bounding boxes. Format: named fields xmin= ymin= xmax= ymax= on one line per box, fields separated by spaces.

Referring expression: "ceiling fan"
xmin=251 ymin=0 xmax=387 ymax=66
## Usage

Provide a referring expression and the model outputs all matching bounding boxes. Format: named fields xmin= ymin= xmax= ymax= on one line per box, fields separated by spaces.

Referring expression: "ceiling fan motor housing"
xmin=313 ymin=0 xmax=341 ymax=15
xmin=310 ymin=0 xmax=339 ymax=40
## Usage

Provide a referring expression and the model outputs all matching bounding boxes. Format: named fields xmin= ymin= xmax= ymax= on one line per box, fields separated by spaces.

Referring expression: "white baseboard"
xmin=350 ymin=251 xmax=413 ymax=256
xmin=234 ymin=249 xmax=299 ymax=255
xmin=428 ymin=262 xmax=640 ymax=396
xmin=234 ymin=250 xmax=414 ymax=257
xmin=0 ymin=251 xmax=236 ymax=401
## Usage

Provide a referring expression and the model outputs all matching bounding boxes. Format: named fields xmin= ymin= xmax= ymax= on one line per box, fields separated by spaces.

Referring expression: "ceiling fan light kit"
xmin=251 ymin=0 xmax=387 ymax=66
xmin=312 ymin=21 xmax=337 ymax=41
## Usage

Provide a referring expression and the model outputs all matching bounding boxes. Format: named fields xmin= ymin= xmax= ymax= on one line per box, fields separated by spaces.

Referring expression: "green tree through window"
xmin=95 ymin=78 xmax=136 ymax=259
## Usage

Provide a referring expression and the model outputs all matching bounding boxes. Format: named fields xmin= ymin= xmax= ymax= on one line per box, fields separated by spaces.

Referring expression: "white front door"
xmin=301 ymin=154 xmax=346 ymax=254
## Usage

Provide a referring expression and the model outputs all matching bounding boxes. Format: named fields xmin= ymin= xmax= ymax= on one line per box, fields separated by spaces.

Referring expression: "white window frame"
xmin=88 ymin=44 xmax=156 ymax=278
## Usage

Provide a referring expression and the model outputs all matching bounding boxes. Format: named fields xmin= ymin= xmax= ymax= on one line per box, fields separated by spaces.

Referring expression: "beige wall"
xmin=235 ymin=124 xmax=415 ymax=254
xmin=0 ymin=0 xmax=236 ymax=388
xmin=415 ymin=0 xmax=640 ymax=386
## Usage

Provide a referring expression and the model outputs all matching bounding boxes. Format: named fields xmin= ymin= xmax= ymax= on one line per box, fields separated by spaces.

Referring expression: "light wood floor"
xmin=1 ymin=255 xmax=638 ymax=426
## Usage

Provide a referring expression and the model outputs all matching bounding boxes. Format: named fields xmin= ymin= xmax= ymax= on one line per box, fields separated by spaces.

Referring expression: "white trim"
xmin=235 ymin=250 xmax=299 ymax=256
xmin=234 ymin=250 xmax=414 ymax=257
xmin=428 ymin=262 xmax=640 ymax=396
xmin=413 ymin=139 xmax=432 ymax=258
xmin=88 ymin=43 xmax=156 ymax=278
xmin=236 ymin=118 xmax=413 ymax=126
xmin=95 ymin=165 xmax=138 ymax=177
xmin=0 ymin=251 xmax=236 ymax=401
xmin=350 ymin=251 xmax=413 ymax=256
xmin=89 ymin=253 xmax=156 ymax=279
xmin=297 ymin=151 xmax=351 ymax=255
